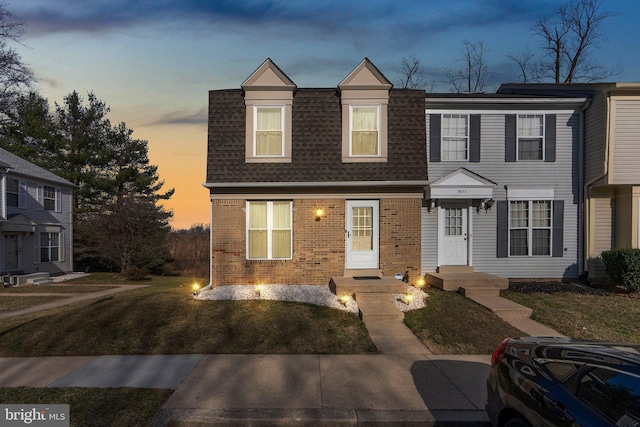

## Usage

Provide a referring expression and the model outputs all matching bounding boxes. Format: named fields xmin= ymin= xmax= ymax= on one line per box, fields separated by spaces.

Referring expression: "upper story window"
xmin=6 ymin=178 xmax=19 ymax=207
xmin=442 ymin=114 xmax=469 ymax=161
xmin=351 ymin=106 xmax=380 ymax=156
xmin=43 ymin=185 xmax=56 ymax=211
xmin=339 ymin=58 xmax=391 ymax=163
xmin=241 ymin=58 xmax=295 ymax=164
xmin=37 ymin=184 xmax=61 ymax=212
xmin=255 ymin=106 xmax=284 ymax=156
xmin=518 ymin=114 xmax=544 ymax=160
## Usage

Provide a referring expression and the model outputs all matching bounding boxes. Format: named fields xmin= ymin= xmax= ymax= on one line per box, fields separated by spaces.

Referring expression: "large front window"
xmin=509 ymin=200 xmax=551 ymax=256
xmin=247 ymin=201 xmax=292 ymax=259
xmin=442 ymin=114 xmax=468 ymax=161
xmin=255 ymin=106 xmax=284 ymax=156
xmin=517 ymin=115 xmax=544 ymax=160
xmin=351 ymin=106 xmax=379 ymax=156
xmin=40 ymin=232 xmax=60 ymax=262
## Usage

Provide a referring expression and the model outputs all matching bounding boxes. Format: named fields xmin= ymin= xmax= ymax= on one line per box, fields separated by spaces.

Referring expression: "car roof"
xmin=509 ymin=337 xmax=640 ymax=374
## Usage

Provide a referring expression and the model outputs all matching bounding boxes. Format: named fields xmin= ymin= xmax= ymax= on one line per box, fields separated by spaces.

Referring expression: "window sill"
xmin=245 ymin=157 xmax=292 ymax=163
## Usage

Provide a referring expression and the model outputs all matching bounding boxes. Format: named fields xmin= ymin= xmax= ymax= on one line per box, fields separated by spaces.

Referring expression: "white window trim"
xmin=507 ymin=186 xmax=555 ymax=201
xmin=349 ymin=105 xmax=381 ymax=157
xmin=517 ymin=114 xmax=545 ymax=162
xmin=441 ymin=113 xmax=469 ymax=162
xmin=508 ymin=200 xmax=553 ymax=257
xmin=253 ymin=105 xmax=285 ymax=158
xmin=246 ymin=201 xmax=293 ymax=260
xmin=39 ymin=185 xmax=61 ymax=212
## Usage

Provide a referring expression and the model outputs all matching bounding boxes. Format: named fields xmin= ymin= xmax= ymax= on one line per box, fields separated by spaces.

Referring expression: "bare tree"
xmin=533 ymin=0 xmax=616 ymax=83
xmin=506 ymin=48 xmax=540 ymax=83
xmin=394 ymin=55 xmax=426 ymax=89
xmin=443 ymin=40 xmax=491 ymax=93
xmin=0 ymin=4 xmax=34 ymax=118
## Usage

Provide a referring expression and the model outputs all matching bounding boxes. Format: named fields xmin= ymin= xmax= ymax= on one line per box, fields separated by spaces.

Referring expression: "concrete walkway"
xmin=0 ymin=353 xmax=491 ymax=426
xmin=0 ymin=284 xmax=148 ymax=320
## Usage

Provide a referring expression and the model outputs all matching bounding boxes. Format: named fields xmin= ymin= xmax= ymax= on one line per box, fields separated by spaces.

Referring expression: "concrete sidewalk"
xmin=0 ymin=353 xmax=491 ymax=426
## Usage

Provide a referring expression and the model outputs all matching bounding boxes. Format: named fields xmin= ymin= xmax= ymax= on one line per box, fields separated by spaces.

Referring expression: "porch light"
xmin=315 ymin=208 xmax=324 ymax=221
xmin=255 ymin=283 xmax=264 ymax=297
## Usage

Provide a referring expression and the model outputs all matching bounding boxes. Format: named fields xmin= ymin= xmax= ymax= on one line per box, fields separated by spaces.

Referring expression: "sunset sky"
xmin=11 ymin=0 xmax=640 ymax=229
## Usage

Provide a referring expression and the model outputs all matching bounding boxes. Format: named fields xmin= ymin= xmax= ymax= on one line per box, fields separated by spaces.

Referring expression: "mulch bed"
xmin=508 ymin=281 xmax=622 ymax=296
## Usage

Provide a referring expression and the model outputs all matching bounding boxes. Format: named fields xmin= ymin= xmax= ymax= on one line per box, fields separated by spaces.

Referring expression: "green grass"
xmin=503 ymin=290 xmax=640 ymax=342
xmin=0 ymin=296 xmax=67 ymax=312
xmin=404 ymin=288 xmax=524 ymax=354
xmin=0 ymin=387 xmax=171 ymax=427
xmin=0 ymin=274 xmax=376 ymax=356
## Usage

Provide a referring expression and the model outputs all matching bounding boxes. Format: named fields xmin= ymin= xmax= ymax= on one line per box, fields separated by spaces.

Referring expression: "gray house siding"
xmin=423 ymin=108 xmax=581 ymax=279
xmin=1 ymin=148 xmax=74 ymax=276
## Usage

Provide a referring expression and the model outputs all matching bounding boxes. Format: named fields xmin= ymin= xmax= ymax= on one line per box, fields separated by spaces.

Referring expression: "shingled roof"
xmin=0 ymin=147 xmax=75 ymax=187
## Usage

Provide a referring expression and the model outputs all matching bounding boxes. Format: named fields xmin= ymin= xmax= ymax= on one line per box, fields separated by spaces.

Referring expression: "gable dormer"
xmin=242 ymin=58 xmax=296 ymax=163
xmin=339 ymin=58 xmax=392 ymax=163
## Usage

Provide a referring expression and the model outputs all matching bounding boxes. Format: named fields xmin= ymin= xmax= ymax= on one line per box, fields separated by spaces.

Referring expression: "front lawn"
xmin=404 ymin=288 xmax=524 ymax=354
xmin=0 ymin=387 xmax=171 ymax=427
xmin=0 ymin=274 xmax=376 ymax=356
xmin=503 ymin=283 xmax=640 ymax=342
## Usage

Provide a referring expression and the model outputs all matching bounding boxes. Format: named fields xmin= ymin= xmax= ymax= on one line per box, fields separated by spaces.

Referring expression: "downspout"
xmin=195 ymin=192 xmax=214 ymax=295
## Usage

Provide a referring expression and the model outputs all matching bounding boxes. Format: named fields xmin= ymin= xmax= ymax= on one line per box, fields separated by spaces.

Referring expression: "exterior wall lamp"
xmin=315 ymin=208 xmax=323 ymax=221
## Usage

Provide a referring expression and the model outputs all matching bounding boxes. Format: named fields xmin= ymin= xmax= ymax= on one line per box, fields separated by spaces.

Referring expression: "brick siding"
xmin=210 ymin=197 xmax=421 ymax=286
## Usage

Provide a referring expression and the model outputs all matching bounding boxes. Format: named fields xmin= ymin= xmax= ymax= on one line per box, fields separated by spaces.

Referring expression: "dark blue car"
xmin=486 ymin=337 xmax=640 ymax=426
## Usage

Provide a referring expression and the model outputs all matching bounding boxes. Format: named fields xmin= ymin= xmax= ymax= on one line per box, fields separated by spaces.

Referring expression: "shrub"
xmin=124 ymin=266 xmax=150 ymax=281
xmin=601 ymin=248 xmax=640 ymax=292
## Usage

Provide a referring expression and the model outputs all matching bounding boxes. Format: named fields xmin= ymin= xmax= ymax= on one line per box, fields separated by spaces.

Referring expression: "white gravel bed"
xmin=196 ymin=284 xmax=359 ymax=314
xmin=195 ymin=284 xmax=429 ymax=314
xmin=392 ymin=286 xmax=429 ymax=312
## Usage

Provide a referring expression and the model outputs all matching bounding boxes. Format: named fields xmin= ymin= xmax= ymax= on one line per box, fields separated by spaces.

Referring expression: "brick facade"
xmin=211 ymin=197 xmax=422 ymax=286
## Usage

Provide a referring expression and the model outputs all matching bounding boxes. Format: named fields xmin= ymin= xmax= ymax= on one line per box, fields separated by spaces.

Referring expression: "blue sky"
xmin=9 ymin=0 xmax=640 ymax=228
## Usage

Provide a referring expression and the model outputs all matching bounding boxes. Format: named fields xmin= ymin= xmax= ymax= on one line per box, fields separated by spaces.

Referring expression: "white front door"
xmin=346 ymin=200 xmax=379 ymax=269
xmin=4 ymin=233 xmax=20 ymax=271
xmin=439 ymin=205 xmax=468 ymax=266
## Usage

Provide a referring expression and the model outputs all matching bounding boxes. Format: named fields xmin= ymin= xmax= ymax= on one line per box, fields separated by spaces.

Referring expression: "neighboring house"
xmin=423 ymin=94 xmax=586 ymax=279
xmin=499 ymin=83 xmax=640 ymax=282
xmin=0 ymin=147 xmax=75 ymax=277
xmin=206 ymin=58 xmax=428 ymax=286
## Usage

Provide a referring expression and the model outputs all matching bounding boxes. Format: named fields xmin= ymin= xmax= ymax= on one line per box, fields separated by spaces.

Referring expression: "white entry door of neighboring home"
xmin=439 ymin=205 xmax=468 ymax=266
xmin=345 ymin=200 xmax=379 ymax=269
xmin=4 ymin=233 xmax=20 ymax=271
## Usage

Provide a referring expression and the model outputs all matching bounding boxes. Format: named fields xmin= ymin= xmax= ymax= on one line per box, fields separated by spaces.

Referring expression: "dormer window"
xmin=242 ymin=58 xmax=295 ymax=163
xmin=339 ymin=58 xmax=392 ymax=163
xmin=255 ymin=106 xmax=284 ymax=156
xmin=351 ymin=106 xmax=380 ymax=156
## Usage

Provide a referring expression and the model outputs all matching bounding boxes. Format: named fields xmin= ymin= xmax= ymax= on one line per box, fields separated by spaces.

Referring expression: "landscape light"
xmin=416 ymin=278 xmax=426 ymax=288
xmin=404 ymin=293 xmax=414 ymax=304
xmin=255 ymin=284 xmax=264 ymax=297
xmin=340 ymin=294 xmax=350 ymax=306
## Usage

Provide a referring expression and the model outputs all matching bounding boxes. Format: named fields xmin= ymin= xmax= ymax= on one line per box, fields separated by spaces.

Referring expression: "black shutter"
xmin=545 ymin=114 xmax=556 ymax=162
xmin=505 ymin=114 xmax=516 ymax=162
xmin=552 ymin=200 xmax=564 ymax=257
xmin=469 ymin=114 xmax=481 ymax=162
xmin=429 ymin=114 xmax=441 ymax=162
xmin=497 ymin=200 xmax=509 ymax=258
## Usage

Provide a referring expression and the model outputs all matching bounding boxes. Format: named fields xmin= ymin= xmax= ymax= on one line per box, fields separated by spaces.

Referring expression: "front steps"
xmin=329 ymin=269 xmax=407 ymax=296
xmin=355 ymin=293 xmax=404 ymax=322
xmin=3 ymin=272 xmax=53 ymax=286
